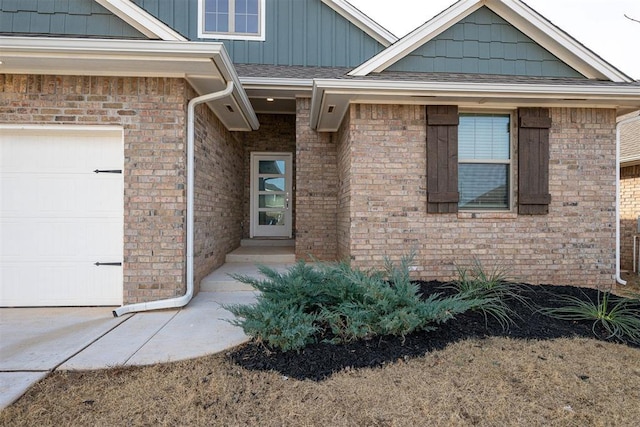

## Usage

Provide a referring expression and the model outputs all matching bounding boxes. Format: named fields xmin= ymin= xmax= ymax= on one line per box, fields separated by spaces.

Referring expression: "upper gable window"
xmin=198 ymin=0 xmax=266 ymax=41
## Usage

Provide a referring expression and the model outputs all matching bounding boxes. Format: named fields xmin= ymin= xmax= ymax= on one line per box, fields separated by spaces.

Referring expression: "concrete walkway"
xmin=0 ymin=287 xmax=258 ymax=409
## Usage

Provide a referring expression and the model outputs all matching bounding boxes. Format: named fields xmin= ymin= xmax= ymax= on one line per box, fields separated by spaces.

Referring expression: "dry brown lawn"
xmin=2 ymin=336 xmax=639 ymax=426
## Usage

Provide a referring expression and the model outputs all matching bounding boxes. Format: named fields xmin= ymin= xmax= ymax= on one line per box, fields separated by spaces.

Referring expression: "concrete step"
xmin=200 ymin=262 xmax=294 ymax=292
xmin=241 ymin=238 xmax=295 ymax=247
xmin=225 ymin=246 xmax=295 ymax=264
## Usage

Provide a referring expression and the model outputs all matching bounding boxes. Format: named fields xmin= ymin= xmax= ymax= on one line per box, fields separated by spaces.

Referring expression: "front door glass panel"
xmin=251 ymin=154 xmax=292 ymax=237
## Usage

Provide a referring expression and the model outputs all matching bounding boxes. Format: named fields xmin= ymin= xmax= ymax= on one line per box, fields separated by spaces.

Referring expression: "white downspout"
xmin=113 ymin=82 xmax=235 ymax=317
xmin=615 ymin=114 xmax=640 ymax=286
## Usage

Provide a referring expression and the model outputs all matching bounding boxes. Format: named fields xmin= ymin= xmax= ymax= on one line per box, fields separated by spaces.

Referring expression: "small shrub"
xmin=229 ymin=301 xmax=320 ymax=352
xmin=226 ymin=254 xmax=484 ymax=351
xmin=539 ymin=291 xmax=640 ymax=344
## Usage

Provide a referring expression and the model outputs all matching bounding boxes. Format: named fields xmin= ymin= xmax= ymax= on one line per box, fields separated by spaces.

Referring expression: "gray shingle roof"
xmin=235 ymin=64 xmax=352 ymax=80
xmin=235 ymin=64 xmax=640 ymax=87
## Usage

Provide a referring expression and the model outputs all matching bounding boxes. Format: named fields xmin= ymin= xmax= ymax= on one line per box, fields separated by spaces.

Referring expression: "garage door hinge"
xmin=94 ymin=169 xmax=122 ymax=174
xmin=94 ymin=262 xmax=122 ymax=267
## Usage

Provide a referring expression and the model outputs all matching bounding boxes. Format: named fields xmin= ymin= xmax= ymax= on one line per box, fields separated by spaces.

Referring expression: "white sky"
xmin=348 ymin=0 xmax=640 ymax=80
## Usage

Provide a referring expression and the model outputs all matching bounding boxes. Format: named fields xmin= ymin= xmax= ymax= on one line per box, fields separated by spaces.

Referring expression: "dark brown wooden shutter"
xmin=518 ymin=108 xmax=551 ymax=215
xmin=426 ymin=105 xmax=459 ymax=213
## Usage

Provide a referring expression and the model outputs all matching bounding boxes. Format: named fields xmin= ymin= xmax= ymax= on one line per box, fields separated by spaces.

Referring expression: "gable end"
xmin=387 ymin=7 xmax=583 ymax=78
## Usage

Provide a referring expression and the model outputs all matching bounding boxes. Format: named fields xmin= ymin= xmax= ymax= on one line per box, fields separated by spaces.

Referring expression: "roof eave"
xmin=311 ymin=78 xmax=640 ymax=131
xmin=0 ymin=37 xmax=258 ymax=131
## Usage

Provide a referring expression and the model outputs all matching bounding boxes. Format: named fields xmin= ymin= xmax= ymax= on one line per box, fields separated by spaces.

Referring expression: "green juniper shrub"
xmin=229 ymin=300 xmax=321 ymax=352
xmin=225 ymin=254 xmax=487 ymax=352
xmin=539 ymin=290 xmax=640 ymax=345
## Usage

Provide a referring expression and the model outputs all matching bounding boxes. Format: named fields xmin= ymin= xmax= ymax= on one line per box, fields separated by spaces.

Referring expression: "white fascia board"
xmin=0 ymin=36 xmax=220 ymax=57
xmin=310 ymin=84 xmax=325 ymax=130
xmin=348 ymin=0 xmax=481 ymax=76
xmin=239 ymin=77 xmax=314 ymax=91
xmin=315 ymin=78 xmax=640 ymax=99
xmin=95 ymin=0 xmax=187 ymax=41
xmin=211 ymin=48 xmax=260 ymax=130
xmin=321 ymin=0 xmax=398 ymax=47
xmin=311 ymin=78 xmax=640 ymax=129
xmin=490 ymin=0 xmax=632 ymax=83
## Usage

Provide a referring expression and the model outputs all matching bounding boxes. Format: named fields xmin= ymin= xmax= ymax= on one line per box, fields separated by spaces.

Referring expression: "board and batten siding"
xmin=387 ymin=6 xmax=584 ymax=78
xmin=132 ymin=0 xmax=385 ymax=67
xmin=0 ymin=0 xmax=146 ymax=38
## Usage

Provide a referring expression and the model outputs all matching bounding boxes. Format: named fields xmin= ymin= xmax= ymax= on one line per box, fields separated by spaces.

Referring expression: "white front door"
xmin=0 ymin=126 xmax=124 ymax=306
xmin=250 ymin=153 xmax=292 ymax=238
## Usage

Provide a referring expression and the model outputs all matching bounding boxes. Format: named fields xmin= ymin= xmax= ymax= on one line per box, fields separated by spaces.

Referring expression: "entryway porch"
xmin=200 ymin=239 xmax=296 ymax=292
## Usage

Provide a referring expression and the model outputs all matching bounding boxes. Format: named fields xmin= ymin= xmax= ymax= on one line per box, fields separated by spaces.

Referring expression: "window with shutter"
xmin=518 ymin=108 xmax=551 ymax=215
xmin=426 ymin=105 xmax=459 ymax=213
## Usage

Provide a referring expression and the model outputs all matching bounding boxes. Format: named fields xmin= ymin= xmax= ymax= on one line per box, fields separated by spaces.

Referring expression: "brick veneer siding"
xmin=295 ymin=98 xmax=338 ymax=260
xmin=240 ymin=114 xmax=296 ymax=238
xmin=620 ymin=164 xmax=640 ymax=272
xmin=336 ymin=110 xmax=352 ymax=260
xmin=0 ymin=74 xmax=239 ymax=303
xmin=193 ymin=91 xmax=244 ymax=289
xmin=340 ymin=104 xmax=617 ymax=288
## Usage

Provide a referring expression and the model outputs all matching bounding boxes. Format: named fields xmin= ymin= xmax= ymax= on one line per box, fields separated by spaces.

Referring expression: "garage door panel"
xmin=1 ymin=176 xmax=38 ymax=215
xmin=1 ymin=262 xmax=122 ymax=306
xmin=1 ymin=127 xmax=124 ymax=306
xmin=2 ymin=132 xmax=122 ymax=174
xmin=2 ymin=219 xmax=122 ymax=260
xmin=2 ymin=175 xmax=122 ymax=217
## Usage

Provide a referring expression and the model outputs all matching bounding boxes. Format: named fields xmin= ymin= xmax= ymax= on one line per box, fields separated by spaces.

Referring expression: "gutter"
xmin=113 ymin=82 xmax=235 ymax=317
xmin=615 ymin=113 xmax=640 ymax=285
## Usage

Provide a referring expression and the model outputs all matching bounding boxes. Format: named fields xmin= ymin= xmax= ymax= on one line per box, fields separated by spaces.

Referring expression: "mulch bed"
xmin=229 ymin=282 xmax=640 ymax=381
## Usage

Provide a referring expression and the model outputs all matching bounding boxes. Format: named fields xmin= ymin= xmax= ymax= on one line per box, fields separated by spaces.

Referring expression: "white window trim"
xmin=458 ymin=110 xmax=516 ymax=213
xmin=198 ymin=0 xmax=266 ymax=41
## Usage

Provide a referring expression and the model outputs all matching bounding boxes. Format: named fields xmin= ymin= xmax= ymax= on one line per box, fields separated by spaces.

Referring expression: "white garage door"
xmin=1 ymin=126 xmax=124 ymax=306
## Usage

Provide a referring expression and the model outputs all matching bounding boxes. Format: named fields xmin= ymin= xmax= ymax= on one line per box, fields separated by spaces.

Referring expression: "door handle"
xmin=285 ymin=192 xmax=290 ymax=209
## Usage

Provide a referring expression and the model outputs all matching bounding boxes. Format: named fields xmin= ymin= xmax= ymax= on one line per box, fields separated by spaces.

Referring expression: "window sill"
xmin=198 ymin=32 xmax=265 ymax=41
xmin=457 ymin=211 xmax=518 ymax=220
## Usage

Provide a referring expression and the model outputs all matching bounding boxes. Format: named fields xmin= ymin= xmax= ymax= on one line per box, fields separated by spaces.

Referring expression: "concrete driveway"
xmin=0 ymin=306 xmax=130 ymax=409
xmin=0 ymin=291 xmax=257 ymax=409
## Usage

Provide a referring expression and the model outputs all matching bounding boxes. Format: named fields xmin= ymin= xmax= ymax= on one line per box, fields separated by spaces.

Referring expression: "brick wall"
xmin=295 ymin=98 xmax=338 ymax=260
xmin=340 ymin=104 xmax=617 ymax=288
xmin=1 ymin=74 xmax=188 ymax=303
xmin=620 ymin=165 xmax=640 ymax=271
xmin=240 ymin=114 xmax=296 ymax=238
xmin=336 ymin=110 xmax=351 ymax=260
xmin=193 ymin=92 xmax=244 ymax=289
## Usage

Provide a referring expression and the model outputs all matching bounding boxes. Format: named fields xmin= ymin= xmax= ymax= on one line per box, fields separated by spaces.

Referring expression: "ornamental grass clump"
xmin=539 ymin=290 xmax=640 ymax=345
xmin=446 ymin=259 xmax=526 ymax=330
xmin=226 ymin=255 xmax=484 ymax=351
